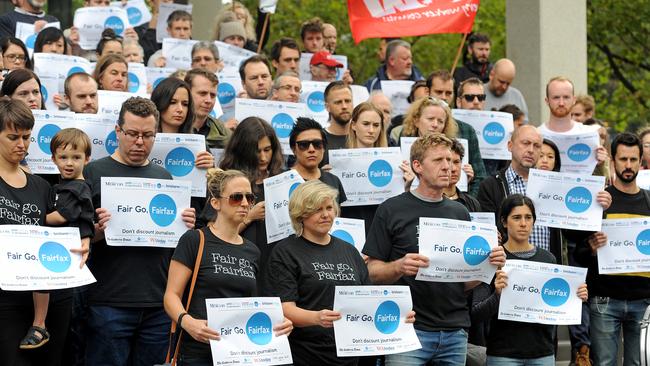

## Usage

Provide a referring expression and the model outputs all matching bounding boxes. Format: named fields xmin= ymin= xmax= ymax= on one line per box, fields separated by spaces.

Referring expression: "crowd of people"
xmin=0 ymin=1 xmax=648 ymax=366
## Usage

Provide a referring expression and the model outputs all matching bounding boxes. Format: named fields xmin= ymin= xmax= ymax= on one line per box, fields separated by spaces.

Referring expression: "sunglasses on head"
xmin=462 ymin=94 xmax=486 ymax=102
xmin=295 ymin=139 xmax=324 ymax=151
xmin=220 ymin=192 xmax=256 ymax=206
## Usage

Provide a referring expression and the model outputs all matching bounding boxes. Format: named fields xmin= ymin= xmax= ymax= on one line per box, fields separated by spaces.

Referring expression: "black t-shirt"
xmin=84 ymin=156 xmax=174 ymax=307
xmin=54 ymin=179 xmax=94 ymax=239
xmin=263 ymin=235 xmax=369 ymax=366
xmin=172 ymin=227 xmax=260 ymax=360
xmin=322 ymin=130 xmax=348 ymax=166
xmin=486 ymin=247 xmax=556 ymax=358
xmin=363 ymin=192 xmax=472 ymax=331
xmin=317 ymin=170 xmax=348 ymax=205
xmin=0 ymin=172 xmax=55 ymax=308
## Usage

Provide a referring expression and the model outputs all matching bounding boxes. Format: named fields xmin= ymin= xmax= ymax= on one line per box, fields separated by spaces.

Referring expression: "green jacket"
xmin=196 ymin=115 xmax=232 ymax=149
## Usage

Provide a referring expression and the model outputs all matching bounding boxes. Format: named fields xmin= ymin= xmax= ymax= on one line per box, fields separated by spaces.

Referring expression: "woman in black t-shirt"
xmin=164 ymin=169 xmax=292 ymax=366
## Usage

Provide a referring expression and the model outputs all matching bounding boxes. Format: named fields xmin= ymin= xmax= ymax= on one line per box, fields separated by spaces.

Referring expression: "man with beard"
xmin=574 ymin=132 xmax=650 ymax=366
xmin=0 ymin=0 xmax=59 ymax=38
xmin=321 ymin=81 xmax=352 ymax=166
xmin=240 ymin=55 xmax=273 ymax=100
xmin=453 ymin=33 xmax=493 ymax=91
xmin=484 ymin=58 xmax=528 ymax=122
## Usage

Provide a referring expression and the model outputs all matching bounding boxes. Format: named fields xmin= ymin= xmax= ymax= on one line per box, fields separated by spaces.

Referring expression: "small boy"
xmin=20 ymin=128 xmax=94 ymax=349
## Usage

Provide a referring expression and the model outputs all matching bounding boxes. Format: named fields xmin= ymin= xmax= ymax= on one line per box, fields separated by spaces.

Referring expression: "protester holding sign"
xmin=165 ymin=169 xmax=292 ymax=365
xmin=0 ymin=68 xmax=44 ymax=110
xmin=442 ymin=139 xmax=480 ymax=211
xmin=1 ymin=37 xmax=32 ymax=70
xmin=95 ymin=28 xmax=124 ymax=59
xmin=93 ymin=53 xmax=128 ymax=92
xmin=33 ymin=27 xmax=67 ymax=55
xmin=536 ymin=139 xmax=561 ymax=172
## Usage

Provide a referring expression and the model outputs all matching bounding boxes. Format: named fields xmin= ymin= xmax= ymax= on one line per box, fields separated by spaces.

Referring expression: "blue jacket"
xmin=363 ymin=64 xmax=425 ymax=91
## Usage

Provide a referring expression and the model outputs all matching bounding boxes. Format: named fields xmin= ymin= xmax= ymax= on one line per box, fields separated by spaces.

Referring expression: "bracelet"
xmin=177 ymin=312 xmax=188 ymax=329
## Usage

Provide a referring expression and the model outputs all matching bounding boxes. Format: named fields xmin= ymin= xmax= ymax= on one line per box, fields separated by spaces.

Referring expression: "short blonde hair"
xmin=289 ymin=180 xmax=339 ymax=236
xmin=402 ymin=97 xmax=457 ymax=138
xmin=410 ymin=133 xmax=453 ymax=178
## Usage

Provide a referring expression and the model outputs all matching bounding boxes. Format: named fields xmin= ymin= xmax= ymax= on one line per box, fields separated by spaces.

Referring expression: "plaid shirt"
xmin=505 ymin=166 xmax=550 ymax=251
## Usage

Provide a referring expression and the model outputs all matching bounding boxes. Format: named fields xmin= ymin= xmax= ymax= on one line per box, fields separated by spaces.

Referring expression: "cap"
xmin=310 ymin=51 xmax=343 ymax=68
xmin=219 ymin=21 xmax=247 ymax=42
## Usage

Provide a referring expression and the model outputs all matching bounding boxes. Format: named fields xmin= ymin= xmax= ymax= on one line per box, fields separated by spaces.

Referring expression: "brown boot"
xmin=575 ymin=345 xmax=592 ymax=366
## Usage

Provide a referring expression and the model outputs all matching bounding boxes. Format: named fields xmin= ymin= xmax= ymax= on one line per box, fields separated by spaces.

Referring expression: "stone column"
xmin=189 ymin=0 xmax=221 ymax=41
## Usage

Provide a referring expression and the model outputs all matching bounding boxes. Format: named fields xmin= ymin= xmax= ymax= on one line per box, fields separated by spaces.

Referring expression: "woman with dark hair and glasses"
xmin=33 ymin=27 xmax=68 ymax=55
xmin=1 ymin=68 xmax=45 ymax=110
xmin=1 ymin=37 xmax=32 ymax=70
xmin=164 ymin=169 xmax=292 ymax=366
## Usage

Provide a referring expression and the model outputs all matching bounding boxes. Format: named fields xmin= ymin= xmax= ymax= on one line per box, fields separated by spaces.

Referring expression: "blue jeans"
xmin=86 ymin=306 xmax=171 ymax=366
xmin=486 ymin=355 xmax=555 ymax=366
xmin=385 ymin=329 xmax=467 ymax=366
xmin=589 ymin=297 xmax=649 ymax=366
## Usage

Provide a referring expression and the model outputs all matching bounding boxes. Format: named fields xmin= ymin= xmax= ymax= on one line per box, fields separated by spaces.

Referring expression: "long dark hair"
xmin=0 ymin=68 xmax=45 ymax=109
xmin=150 ymin=77 xmax=194 ymax=133
xmin=220 ymin=117 xmax=284 ymax=190
xmin=542 ymin=138 xmax=561 ymax=172
xmin=1 ymin=37 xmax=33 ymax=70
xmin=34 ymin=27 xmax=68 ymax=54
xmin=498 ymin=194 xmax=536 ymax=243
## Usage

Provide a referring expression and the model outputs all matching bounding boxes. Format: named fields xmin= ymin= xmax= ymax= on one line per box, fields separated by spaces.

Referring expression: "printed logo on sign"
xmin=165 ymin=147 xmax=195 ymax=177
xmin=38 ymin=241 xmax=71 ymax=273
xmin=218 ymin=83 xmax=236 ymax=104
xmin=288 ymin=182 xmax=300 ymax=197
xmin=463 ymin=235 xmax=490 ymax=265
xmin=565 ymin=187 xmax=592 ymax=213
xmin=271 ymin=113 xmax=294 ymax=138
xmin=374 ymin=300 xmax=400 ymax=334
xmin=367 ymin=159 xmax=392 ymax=187
xmin=41 ymin=85 xmax=48 ymax=102
xmin=26 ymin=33 xmax=37 ymax=49
xmin=483 ymin=122 xmax=506 ymax=144
xmin=541 ymin=277 xmax=570 ymax=307
xmin=307 ymin=91 xmax=325 ymax=112
xmin=636 ymin=229 xmax=650 ymax=255
xmin=128 ymin=72 xmax=139 ymax=93
xmin=567 ymin=143 xmax=591 ymax=162
xmin=331 ymin=229 xmax=354 ymax=245
xmin=38 ymin=124 xmax=61 ymax=154
xmin=245 ymin=312 xmax=272 ymax=345
xmin=149 ymin=194 xmax=177 ymax=227
xmin=153 ymin=77 xmax=164 ymax=89
xmin=127 ymin=7 xmax=142 ymax=25
xmin=104 ymin=16 xmax=125 ymax=35
xmin=68 ymin=66 xmax=85 ymax=77
xmin=105 ymin=130 xmax=118 ymax=154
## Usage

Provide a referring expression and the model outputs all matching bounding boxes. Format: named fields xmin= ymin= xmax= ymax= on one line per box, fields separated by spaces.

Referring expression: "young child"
xmin=20 ymin=128 xmax=95 ymax=349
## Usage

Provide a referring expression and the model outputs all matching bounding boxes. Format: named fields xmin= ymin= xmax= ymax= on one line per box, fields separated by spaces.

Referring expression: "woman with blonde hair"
xmin=400 ymin=97 xmax=458 ymax=141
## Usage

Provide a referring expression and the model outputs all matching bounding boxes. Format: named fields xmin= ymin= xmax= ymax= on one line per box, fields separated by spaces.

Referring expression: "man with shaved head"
xmin=484 ymin=58 xmax=528 ymax=121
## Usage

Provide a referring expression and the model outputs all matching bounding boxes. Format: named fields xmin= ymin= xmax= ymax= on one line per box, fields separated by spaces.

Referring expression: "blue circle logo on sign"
xmin=567 ymin=143 xmax=591 ymax=162
xmin=368 ymin=159 xmax=393 ymax=187
xmin=374 ymin=300 xmax=400 ymax=334
xmin=165 ymin=147 xmax=194 ymax=177
xmin=463 ymin=235 xmax=491 ymax=265
xmin=288 ymin=182 xmax=300 ymax=198
xmin=127 ymin=7 xmax=142 ymax=25
xmin=271 ymin=113 xmax=294 ymax=138
xmin=153 ymin=77 xmax=164 ymax=89
xmin=41 ymin=85 xmax=48 ymax=102
xmin=68 ymin=66 xmax=85 ymax=77
xmin=636 ymin=229 xmax=650 ymax=255
xmin=38 ymin=241 xmax=71 ymax=273
xmin=331 ymin=229 xmax=354 ymax=245
xmin=128 ymin=72 xmax=139 ymax=93
xmin=307 ymin=91 xmax=325 ymax=112
xmin=149 ymin=194 xmax=177 ymax=227
xmin=105 ymin=130 xmax=118 ymax=154
xmin=38 ymin=124 xmax=61 ymax=154
xmin=483 ymin=122 xmax=506 ymax=145
xmin=26 ymin=33 xmax=37 ymax=49
xmin=565 ymin=187 xmax=592 ymax=213
xmin=246 ymin=312 xmax=273 ymax=345
xmin=541 ymin=277 xmax=570 ymax=307
xmin=104 ymin=16 xmax=125 ymax=35
xmin=217 ymin=82 xmax=236 ymax=105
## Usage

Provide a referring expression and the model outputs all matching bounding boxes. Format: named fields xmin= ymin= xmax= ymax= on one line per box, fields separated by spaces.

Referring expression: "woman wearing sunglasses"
xmin=164 ymin=169 xmax=293 ymax=366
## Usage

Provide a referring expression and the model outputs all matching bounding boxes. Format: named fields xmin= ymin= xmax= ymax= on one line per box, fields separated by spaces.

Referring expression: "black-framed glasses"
xmin=4 ymin=54 xmax=26 ymax=63
xmin=220 ymin=192 xmax=256 ymax=206
xmin=118 ymin=127 xmax=155 ymax=142
xmin=295 ymin=139 xmax=324 ymax=151
xmin=462 ymin=94 xmax=486 ymax=102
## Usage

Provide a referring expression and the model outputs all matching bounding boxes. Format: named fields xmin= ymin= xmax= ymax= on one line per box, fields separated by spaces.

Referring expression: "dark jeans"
xmin=63 ymin=286 xmax=89 ymax=366
xmin=86 ymin=305 xmax=170 ymax=366
xmin=567 ymin=240 xmax=591 ymax=352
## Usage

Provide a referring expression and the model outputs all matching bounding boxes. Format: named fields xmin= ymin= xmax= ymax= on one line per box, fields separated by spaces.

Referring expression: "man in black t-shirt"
xmin=321 ymin=81 xmax=352 ymax=166
xmin=84 ymin=97 xmax=196 ymax=366
xmin=575 ymin=133 xmax=650 ymax=366
xmin=363 ymin=133 xmax=505 ymax=365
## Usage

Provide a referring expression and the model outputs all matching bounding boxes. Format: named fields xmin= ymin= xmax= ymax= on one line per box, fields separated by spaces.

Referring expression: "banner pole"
xmin=257 ymin=13 xmax=270 ymax=54
xmin=450 ymin=33 xmax=469 ymax=77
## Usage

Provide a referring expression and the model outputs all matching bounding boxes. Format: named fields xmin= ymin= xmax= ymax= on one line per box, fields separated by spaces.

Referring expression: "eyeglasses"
xmin=4 ymin=54 xmax=26 ymax=63
xmin=278 ymin=84 xmax=302 ymax=93
xmin=295 ymin=139 xmax=324 ymax=151
xmin=219 ymin=192 xmax=256 ymax=206
xmin=118 ymin=127 xmax=156 ymax=142
xmin=462 ymin=94 xmax=486 ymax=102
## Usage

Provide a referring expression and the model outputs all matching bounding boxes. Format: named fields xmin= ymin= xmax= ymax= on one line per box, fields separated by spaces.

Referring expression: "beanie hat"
xmin=219 ymin=21 xmax=247 ymax=42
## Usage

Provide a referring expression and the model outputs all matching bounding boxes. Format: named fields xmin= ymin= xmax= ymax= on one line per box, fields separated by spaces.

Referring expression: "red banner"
xmin=348 ymin=0 xmax=480 ymax=44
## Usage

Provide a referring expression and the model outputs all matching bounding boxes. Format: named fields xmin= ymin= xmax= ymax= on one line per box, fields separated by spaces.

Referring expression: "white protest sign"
xmin=162 ymin=38 xmax=198 ymax=70
xmin=235 ymin=99 xmax=307 ymax=155
xmin=333 ymin=286 xmax=421 ymax=357
xmin=527 ymin=169 xmax=604 ymax=231
xmin=299 ymin=53 xmax=348 ymax=81
xmin=263 ymin=170 xmax=304 ymax=243
xmin=126 ymin=62 xmax=147 ymax=95
xmin=400 ymin=137 xmax=419 ymax=189
xmin=329 ymin=148 xmax=404 ymax=207
xmin=499 ymin=259 xmax=587 ymax=325
xmin=542 ymin=130 xmax=600 ymax=174
xmin=451 ymin=109 xmax=514 ymax=160
xmin=39 ymin=73 xmax=59 ymax=111
xmin=416 ymin=218 xmax=498 ymax=283
xmin=210 ymin=148 xmax=224 ymax=167
xmin=330 ymin=217 xmax=365 ymax=253
xmin=206 ymin=297 xmax=293 ymax=366
xmin=156 ymin=3 xmax=193 ymax=43
xmin=74 ymin=114 xmax=118 ymax=161
xmin=300 ymin=81 xmax=330 ymax=126
xmin=98 ymin=90 xmax=137 ymax=119
xmin=638 ymin=170 xmax=650 ymax=191
xmin=146 ymin=67 xmax=175 ymax=90
xmin=259 ymin=0 xmax=278 ymax=13
xmin=470 ymin=212 xmax=496 ymax=226
xmin=351 ymin=85 xmax=370 ymax=108
xmin=74 ymin=7 xmax=129 ymax=50
xmin=34 ymin=53 xmax=93 ymax=92
xmin=26 ymin=110 xmax=77 ymax=174
xmin=457 ymin=138 xmax=469 ymax=192
xmin=0 ymin=225 xmax=96 ymax=291
xmin=16 ymin=21 xmax=60 ymax=56
xmin=149 ymin=133 xmax=207 ymax=197
xmin=217 ymin=68 xmax=243 ymax=122
xmin=599 ymin=218 xmax=650 ymax=274
xmin=214 ymin=40 xmax=258 ymax=70
xmin=101 ymin=177 xmax=191 ymax=247
xmin=381 ymin=80 xmax=414 ymax=116
xmin=111 ymin=0 xmax=152 ymax=27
